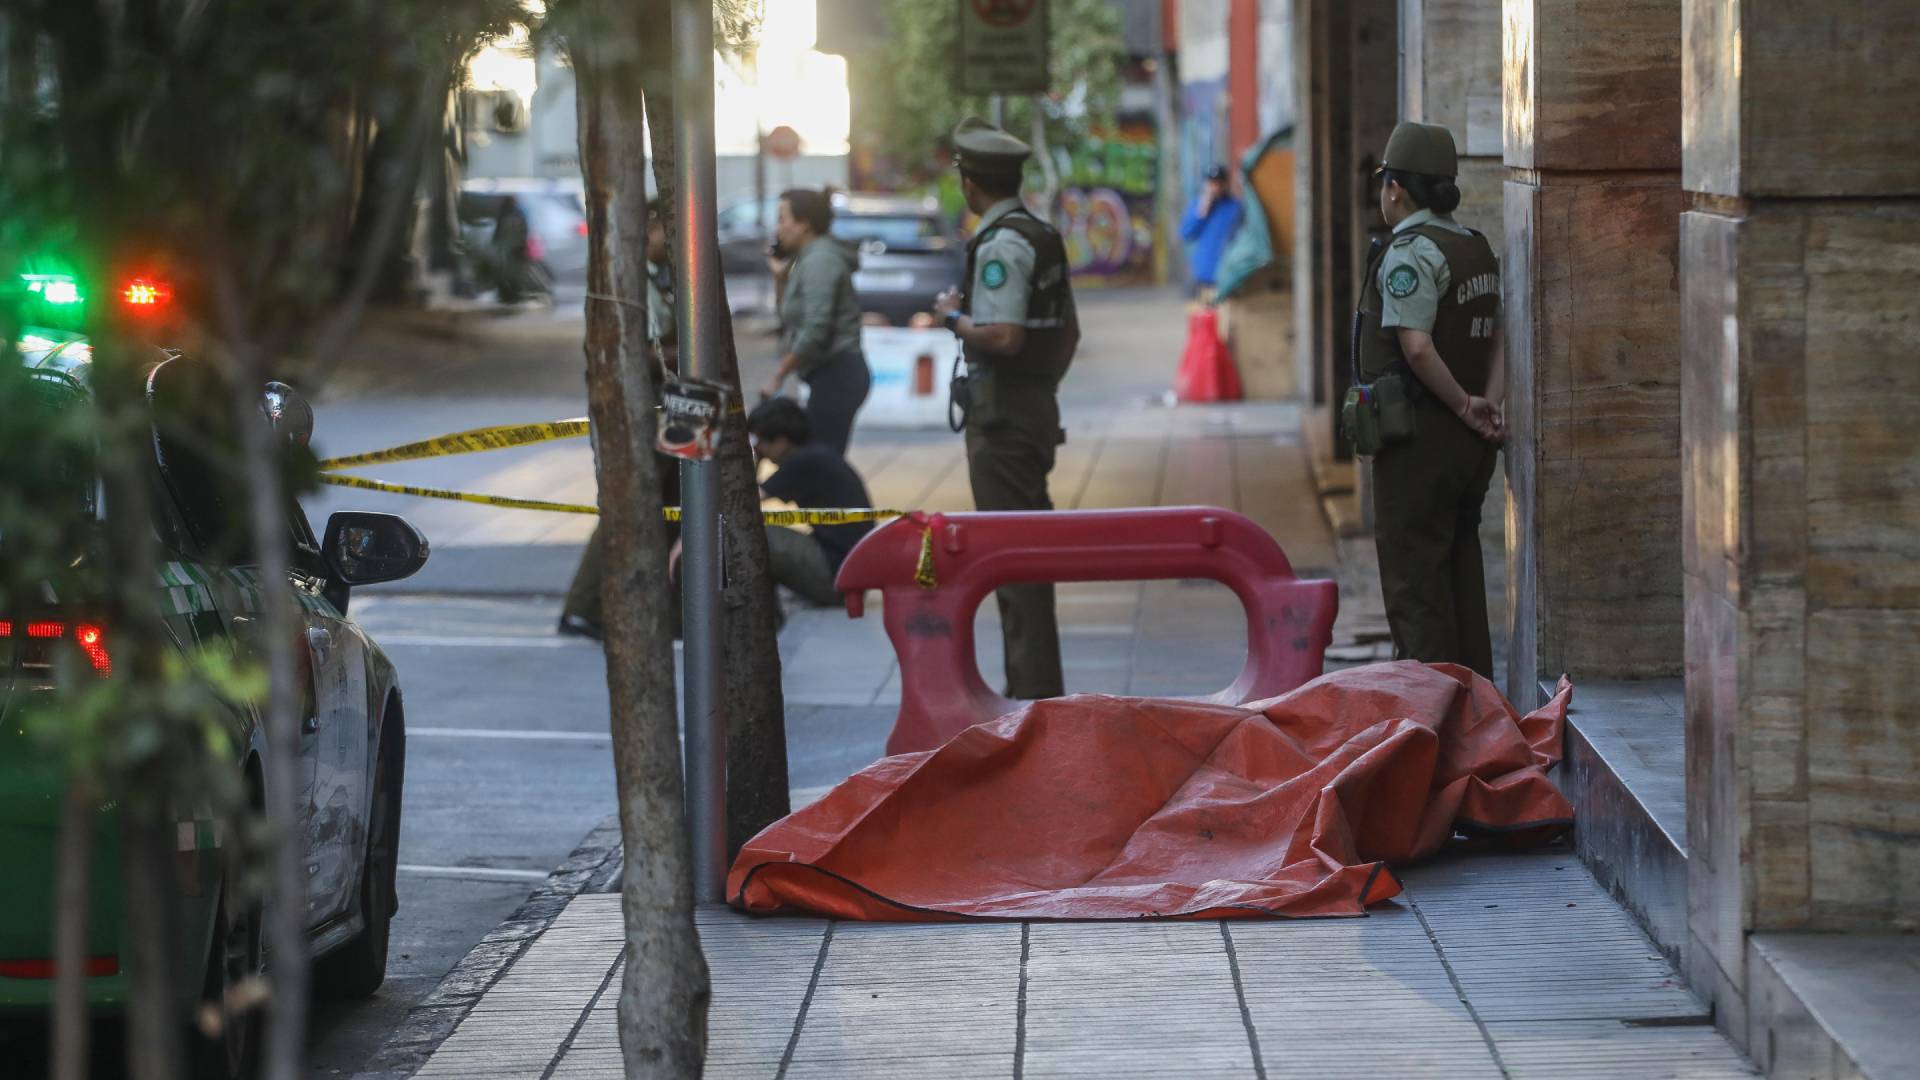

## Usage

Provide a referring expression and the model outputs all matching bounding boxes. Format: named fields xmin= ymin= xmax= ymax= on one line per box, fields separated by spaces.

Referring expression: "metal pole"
xmin=673 ymin=0 xmax=727 ymax=904
xmin=754 ymin=120 xmax=768 ymax=309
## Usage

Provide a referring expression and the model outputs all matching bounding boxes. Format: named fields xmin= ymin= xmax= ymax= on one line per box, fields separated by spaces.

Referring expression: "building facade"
xmin=1273 ymin=0 xmax=1920 ymax=1071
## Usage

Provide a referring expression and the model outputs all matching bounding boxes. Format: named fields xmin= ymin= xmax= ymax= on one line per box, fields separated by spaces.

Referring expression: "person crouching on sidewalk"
xmin=667 ymin=397 xmax=875 ymax=611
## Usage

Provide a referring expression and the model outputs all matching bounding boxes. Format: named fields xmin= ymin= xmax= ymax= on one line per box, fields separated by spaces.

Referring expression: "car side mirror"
xmin=322 ymin=512 xmax=429 ymax=586
xmin=262 ymin=381 xmax=314 ymax=447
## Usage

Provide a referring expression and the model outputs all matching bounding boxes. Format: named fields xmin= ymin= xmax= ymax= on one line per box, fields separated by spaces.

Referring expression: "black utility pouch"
xmin=961 ymin=364 xmax=1001 ymax=429
xmin=1372 ymin=372 xmax=1417 ymax=443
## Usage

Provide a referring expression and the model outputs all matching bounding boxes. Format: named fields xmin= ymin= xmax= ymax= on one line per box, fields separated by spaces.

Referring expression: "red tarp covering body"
xmin=730 ymin=662 xmax=1573 ymax=920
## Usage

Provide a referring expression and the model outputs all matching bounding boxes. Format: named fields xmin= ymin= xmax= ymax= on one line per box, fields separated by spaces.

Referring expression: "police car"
xmin=3 ymin=285 xmax=425 ymax=1078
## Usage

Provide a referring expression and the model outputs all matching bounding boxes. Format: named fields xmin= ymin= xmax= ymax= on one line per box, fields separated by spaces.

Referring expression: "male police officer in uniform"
xmin=1356 ymin=121 xmax=1505 ymax=678
xmin=934 ymin=117 xmax=1080 ymax=700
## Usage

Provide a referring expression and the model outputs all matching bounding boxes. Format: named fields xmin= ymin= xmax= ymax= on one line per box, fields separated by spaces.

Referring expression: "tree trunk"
xmin=639 ymin=2 xmax=792 ymax=857
xmin=571 ymin=6 xmax=711 ymax=1076
xmin=120 ymin=815 xmax=182 ymax=1080
xmin=87 ymin=331 xmax=185 ymax=1080
xmin=50 ymin=780 xmax=90 ymax=1080
xmin=225 ymin=332 xmax=311 ymax=1080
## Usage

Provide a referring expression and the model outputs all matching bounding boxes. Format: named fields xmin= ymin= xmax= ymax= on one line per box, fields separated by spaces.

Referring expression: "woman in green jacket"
xmin=760 ymin=188 xmax=870 ymax=454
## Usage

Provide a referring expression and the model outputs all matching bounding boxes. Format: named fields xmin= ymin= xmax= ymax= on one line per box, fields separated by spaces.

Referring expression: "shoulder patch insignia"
xmin=1385 ymin=264 xmax=1420 ymax=299
xmin=982 ymin=259 xmax=1009 ymax=289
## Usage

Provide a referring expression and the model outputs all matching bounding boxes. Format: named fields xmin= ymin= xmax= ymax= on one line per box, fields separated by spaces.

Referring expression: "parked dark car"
xmin=718 ymin=191 xmax=963 ymax=326
xmin=830 ymin=193 xmax=965 ymax=327
xmin=2 ymin=329 xmax=424 ymax=1079
xmin=458 ymin=178 xmax=590 ymax=295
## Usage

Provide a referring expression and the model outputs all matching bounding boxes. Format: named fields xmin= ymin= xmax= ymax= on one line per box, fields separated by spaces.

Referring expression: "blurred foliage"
xmin=0 ymin=0 xmax=524 ymax=854
xmin=0 ymin=0 xmax=524 ymax=370
xmin=849 ymin=0 xmax=1126 ymax=183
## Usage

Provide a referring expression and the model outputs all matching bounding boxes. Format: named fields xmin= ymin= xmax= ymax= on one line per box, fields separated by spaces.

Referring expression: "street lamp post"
xmin=673 ymin=0 xmax=727 ymax=905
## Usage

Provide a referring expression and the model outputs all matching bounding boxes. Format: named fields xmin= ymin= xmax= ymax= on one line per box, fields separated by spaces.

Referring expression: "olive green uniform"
xmin=1358 ymin=207 xmax=1501 ymax=678
xmin=962 ymin=197 xmax=1078 ymax=699
xmin=952 ymin=119 xmax=1080 ymax=700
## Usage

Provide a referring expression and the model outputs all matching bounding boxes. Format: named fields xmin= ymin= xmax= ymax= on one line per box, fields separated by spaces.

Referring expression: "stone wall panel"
xmin=1503 ymin=179 xmax=1540 ymax=706
xmin=1455 ymin=156 xmax=1505 ymax=257
xmin=1684 ymin=585 xmax=1747 ymax=992
xmin=1749 ymin=798 xmax=1812 ymax=931
xmin=1404 ymin=0 xmax=1502 ymax=151
xmin=1505 ymin=0 xmax=1682 ymax=171
xmin=1507 ymin=173 xmax=1684 ymax=690
xmin=1680 ymin=209 xmax=1741 ymax=614
xmin=1801 ymin=205 xmax=1920 ymax=611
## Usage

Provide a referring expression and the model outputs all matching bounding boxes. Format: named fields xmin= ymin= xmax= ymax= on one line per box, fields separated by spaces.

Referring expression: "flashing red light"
xmin=575 ymin=221 xmax=590 ymax=237
xmin=3 ymin=620 xmax=111 ymax=676
xmin=75 ymin=624 xmax=111 ymax=676
xmin=0 ymin=956 xmax=120 ymax=979
xmin=123 ymin=278 xmax=173 ymax=308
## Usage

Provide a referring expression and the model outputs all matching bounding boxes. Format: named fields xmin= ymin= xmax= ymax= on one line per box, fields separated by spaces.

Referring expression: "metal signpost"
xmin=957 ymin=0 xmax=1051 ymax=97
xmin=674 ymin=0 xmax=727 ymax=904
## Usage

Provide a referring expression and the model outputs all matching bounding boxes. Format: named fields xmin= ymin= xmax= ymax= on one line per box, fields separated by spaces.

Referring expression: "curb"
xmin=353 ymin=816 xmax=624 ymax=1080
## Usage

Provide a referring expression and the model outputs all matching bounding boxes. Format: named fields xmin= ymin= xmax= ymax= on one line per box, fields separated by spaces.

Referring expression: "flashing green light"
xmin=20 ymin=273 xmax=84 ymax=306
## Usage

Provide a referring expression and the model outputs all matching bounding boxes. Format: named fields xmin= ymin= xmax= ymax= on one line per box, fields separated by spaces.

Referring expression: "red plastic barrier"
xmin=834 ymin=506 xmax=1338 ymax=756
xmin=1174 ymin=307 xmax=1241 ymax=403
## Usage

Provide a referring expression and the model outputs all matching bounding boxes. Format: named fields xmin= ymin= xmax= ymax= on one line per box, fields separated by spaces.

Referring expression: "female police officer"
xmin=1357 ymin=121 xmax=1506 ymax=679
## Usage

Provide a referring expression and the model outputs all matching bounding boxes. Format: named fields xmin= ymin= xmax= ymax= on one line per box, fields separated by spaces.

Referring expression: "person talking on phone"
xmin=760 ymin=188 xmax=870 ymax=454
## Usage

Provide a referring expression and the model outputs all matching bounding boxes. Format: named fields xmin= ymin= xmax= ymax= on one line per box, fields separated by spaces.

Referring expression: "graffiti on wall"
xmin=1048 ymin=129 xmax=1158 ymax=286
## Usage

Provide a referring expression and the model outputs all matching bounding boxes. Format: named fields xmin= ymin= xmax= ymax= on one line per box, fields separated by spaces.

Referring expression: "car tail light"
xmin=575 ymin=221 xmax=590 ymax=237
xmin=122 ymin=278 xmax=173 ymax=310
xmin=0 ymin=956 xmax=120 ymax=979
xmin=526 ymin=233 xmax=546 ymax=261
xmin=0 ymin=620 xmax=112 ymax=677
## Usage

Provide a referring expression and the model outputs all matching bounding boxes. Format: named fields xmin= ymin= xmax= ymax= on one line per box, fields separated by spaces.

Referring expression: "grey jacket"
xmin=779 ymin=236 xmax=863 ymax=375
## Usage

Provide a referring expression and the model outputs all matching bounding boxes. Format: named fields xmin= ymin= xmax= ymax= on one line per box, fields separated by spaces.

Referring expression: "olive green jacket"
xmin=779 ymin=236 xmax=863 ymax=375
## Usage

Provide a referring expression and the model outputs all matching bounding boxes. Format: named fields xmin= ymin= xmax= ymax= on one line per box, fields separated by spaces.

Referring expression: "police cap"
xmin=952 ymin=116 xmax=1030 ymax=182
xmin=1377 ymin=121 xmax=1458 ymax=179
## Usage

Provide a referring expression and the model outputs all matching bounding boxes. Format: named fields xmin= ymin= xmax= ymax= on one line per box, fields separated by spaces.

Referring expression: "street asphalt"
xmin=303 ymin=595 xmax=618 ymax=1077
xmin=303 ymin=290 xmax=891 ymax=1077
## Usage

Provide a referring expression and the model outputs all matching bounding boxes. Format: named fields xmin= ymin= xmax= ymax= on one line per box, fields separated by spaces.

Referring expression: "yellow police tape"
xmin=318 ymin=472 xmax=906 ymax=526
xmin=317 ymin=418 xmax=591 ymax=471
xmin=319 ymin=417 xmax=936 ymax=584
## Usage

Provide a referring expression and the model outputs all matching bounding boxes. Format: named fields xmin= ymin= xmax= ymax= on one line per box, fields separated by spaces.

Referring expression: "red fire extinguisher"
xmin=913 ymin=352 xmax=935 ymax=397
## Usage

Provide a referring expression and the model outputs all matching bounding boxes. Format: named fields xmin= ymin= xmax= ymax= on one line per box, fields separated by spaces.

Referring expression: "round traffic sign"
xmin=764 ymin=125 xmax=802 ymax=161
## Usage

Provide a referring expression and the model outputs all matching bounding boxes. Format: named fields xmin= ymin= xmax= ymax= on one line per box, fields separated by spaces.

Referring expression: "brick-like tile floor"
xmin=408 ymin=850 xmax=1756 ymax=1079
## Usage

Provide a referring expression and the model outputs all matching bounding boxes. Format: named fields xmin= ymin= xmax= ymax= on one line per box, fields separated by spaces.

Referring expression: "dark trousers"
xmin=1370 ymin=401 xmax=1499 ymax=679
xmin=801 ymin=347 xmax=871 ymax=455
xmin=563 ymin=451 xmax=682 ymax=632
xmin=965 ymin=412 xmax=1064 ymax=700
xmin=764 ymin=526 xmax=840 ymax=607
